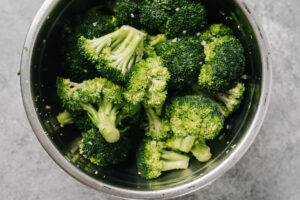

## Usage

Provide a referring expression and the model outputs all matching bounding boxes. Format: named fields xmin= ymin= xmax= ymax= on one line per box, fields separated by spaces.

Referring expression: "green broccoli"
xmin=80 ymin=128 xmax=131 ymax=166
xmin=137 ymin=138 xmax=190 ymax=179
xmin=143 ymin=104 xmax=171 ymax=140
xmin=165 ymin=136 xmax=196 ymax=153
xmin=124 ymin=56 xmax=170 ymax=113
xmin=199 ymin=24 xmax=233 ymax=44
xmin=156 ymin=37 xmax=205 ymax=90
xmin=56 ymin=77 xmax=139 ymax=143
xmin=198 ymin=35 xmax=245 ymax=92
xmin=191 ymin=138 xmax=212 ymax=162
xmin=56 ymin=110 xmax=74 ymax=127
xmin=114 ymin=0 xmax=140 ymax=27
xmin=60 ymin=10 xmax=117 ymax=82
xmin=78 ymin=25 xmax=146 ymax=84
xmin=215 ymin=82 xmax=245 ymax=117
xmin=124 ymin=52 xmax=171 ymax=140
xmin=165 ymin=95 xmax=224 ymax=140
xmin=165 ymin=3 xmax=207 ymax=37
xmin=139 ymin=0 xmax=206 ymax=36
xmin=139 ymin=1 xmax=169 ymax=33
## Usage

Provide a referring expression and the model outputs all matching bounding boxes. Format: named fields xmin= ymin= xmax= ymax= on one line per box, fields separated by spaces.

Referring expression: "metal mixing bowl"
xmin=20 ymin=0 xmax=271 ymax=199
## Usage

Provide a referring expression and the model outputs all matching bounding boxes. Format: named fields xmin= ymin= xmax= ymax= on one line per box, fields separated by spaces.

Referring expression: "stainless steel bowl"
xmin=20 ymin=0 xmax=271 ymax=199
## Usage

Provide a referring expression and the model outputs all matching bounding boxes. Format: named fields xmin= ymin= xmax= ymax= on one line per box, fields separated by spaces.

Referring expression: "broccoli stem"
xmin=166 ymin=136 xmax=196 ymax=153
xmin=148 ymin=34 xmax=167 ymax=47
xmin=56 ymin=110 xmax=74 ymax=126
xmin=82 ymin=101 xmax=120 ymax=143
xmin=160 ymin=150 xmax=190 ymax=171
xmin=191 ymin=139 xmax=212 ymax=162
xmin=145 ymin=106 xmax=163 ymax=137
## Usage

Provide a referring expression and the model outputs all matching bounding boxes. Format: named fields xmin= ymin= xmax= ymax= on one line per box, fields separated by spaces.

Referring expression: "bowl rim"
xmin=20 ymin=0 xmax=272 ymax=199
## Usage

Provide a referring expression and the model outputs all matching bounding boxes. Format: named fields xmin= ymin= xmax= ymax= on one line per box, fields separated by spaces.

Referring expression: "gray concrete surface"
xmin=0 ymin=0 xmax=299 ymax=199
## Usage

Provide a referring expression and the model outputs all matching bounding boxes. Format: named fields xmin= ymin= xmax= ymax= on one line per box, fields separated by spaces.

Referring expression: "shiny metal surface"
xmin=20 ymin=0 xmax=272 ymax=199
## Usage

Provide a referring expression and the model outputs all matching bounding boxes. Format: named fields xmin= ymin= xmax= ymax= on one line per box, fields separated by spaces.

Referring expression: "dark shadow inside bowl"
xmin=29 ymin=0 xmax=262 ymax=191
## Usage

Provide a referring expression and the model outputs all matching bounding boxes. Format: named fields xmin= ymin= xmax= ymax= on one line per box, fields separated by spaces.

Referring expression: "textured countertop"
xmin=0 ymin=0 xmax=299 ymax=199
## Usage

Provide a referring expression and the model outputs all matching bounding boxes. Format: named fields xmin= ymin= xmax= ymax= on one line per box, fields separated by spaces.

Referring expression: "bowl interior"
xmin=29 ymin=0 xmax=262 ymax=191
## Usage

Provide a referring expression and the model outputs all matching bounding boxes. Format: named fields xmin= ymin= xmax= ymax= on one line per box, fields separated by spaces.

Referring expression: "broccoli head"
xmin=114 ymin=0 xmax=140 ymax=28
xmin=124 ymin=56 xmax=170 ymax=113
xmin=137 ymin=138 xmax=190 ymax=179
xmin=60 ymin=10 xmax=117 ymax=82
xmin=199 ymin=24 xmax=233 ymax=44
xmin=56 ymin=110 xmax=74 ymax=127
xmin=156 ymin=37 xmax=205 ymax=90
xmin=165 ymin=95 xmax=224 ymax=140
xmin=198 ymin=35 xmax=245 ymax=92
xmin=80 ymin=128 xmax=131 ymax=166
xmin=78 ymin=25 xmax=146 ymax=84
xmin=191 ymin=138 xmax=212 ymax=162
xmin=165 ymin=3 xmax=207 ymax=37
xmin=139 ymin=1 xmax=169 ymax=33
xmin=215 ymin=82 xmax=245 ymax=117
xmin=56 ymin=77 xmax=139 ymax=143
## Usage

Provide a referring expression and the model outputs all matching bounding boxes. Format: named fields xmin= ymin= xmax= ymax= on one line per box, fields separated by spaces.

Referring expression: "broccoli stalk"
xmin=160 ymin=150 xmax=190 ymax=171
xmin=144 ymin=105 xmax=170 ymax=140
xmin=165 ymin=136 xmax=196 ymax=153
xmin=191 ymin=139 xmax=212 ymax=162
xmin=79 ymin=25 xmax=146 ymax=84
xmin=56 ymin=110 xmax=74 ymax=126
xmin=81 ymin=100 xmax=120 ymax=143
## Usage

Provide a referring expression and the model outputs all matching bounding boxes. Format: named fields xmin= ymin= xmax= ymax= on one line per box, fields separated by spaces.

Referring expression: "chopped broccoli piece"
xmin=80 ymin=128 xmax=131 ymax=166
xmin=147 ymin=34 xmax=167 ymax=47
xmin=137 ymin=138 xmax=190 ymax=179
xmin=78 ymin=25 xmax=146 ymax=84
xmin=60 ymin=10 xmax=117 ymax=82
xmin=143 ymin=105 xmax=171 ymax=140
xmin=215 ymin=82 xmax=245 ymax=117
xmin=156 ymin=37 xmax=205 ymax=90
xmin=114 ymin=0 xmax=140 ymax=27
xmin=191 ymin=138 xmax=212 ymax=162
xmin=199 ymin=24 xmax=233 ymax=44
xmin=198 ymin=35 xmax=245 ymax=92
xmin=56 ymin=110 xmax=74 ymax=126
xmin=165 ymin=136 xmax=196 ymax=153
xmin=139 ymin=1 xmax=169 ymax=33
xmin=165 ymin=3 xmax=207 ymax=37
xmin=165 ymin=95 xmax=224 ymax=140
xmin=56 ymin=77 xmax=139 ymax=143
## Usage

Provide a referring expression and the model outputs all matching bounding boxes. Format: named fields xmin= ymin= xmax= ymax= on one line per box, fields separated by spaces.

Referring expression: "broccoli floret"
xmin=215 ymin=82 xmax=245 ymax=117
xmin=147 ymin=34 xmax=167 ymax=47
xmin=114 ymin=0 xmax=140 ymax=27
xmin=165 ymin=95 xmax=224 ymax=140
xmin=191 ymin=138 xmax=212 ymax=162
xmin=199 ymin=24 xmax=233 ymax=44
xmin=139 ymin=1 xmax=169 ymax=33
xmin=198 ymin=35 xmax=245 ymax=92
xmin=78 ymin=25 xmax=146 ymax=84
xmin=56 ymin=110 xmax=74 ymax=127
xmin=137 ymin=138 xmax=190 ymax=179
xmin=80 ymin=128 xmax=131 ymax=166
xmin=156 ymin=37 xmax=205 ymax=90
xmin=60 ymin=10 xmax=117 ymax=82
xmin=165 ymin=136 xmax=196 ymax=153
xmin=56 ymin=77 xmax=139 ymax=143
xmin=124 ymin=56 xmax=170 ymax=112
xmin=143 ymin=105 xmax=171 ymax=140
xmin=124 ymin=54 xmax=171 ymax=140
xmin=165 ymin=3 xmax=207 ymax=37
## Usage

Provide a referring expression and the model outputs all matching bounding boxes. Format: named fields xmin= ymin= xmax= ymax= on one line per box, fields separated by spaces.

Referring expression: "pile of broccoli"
xmin=56 ymin=0 xmax=246 ymax=179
